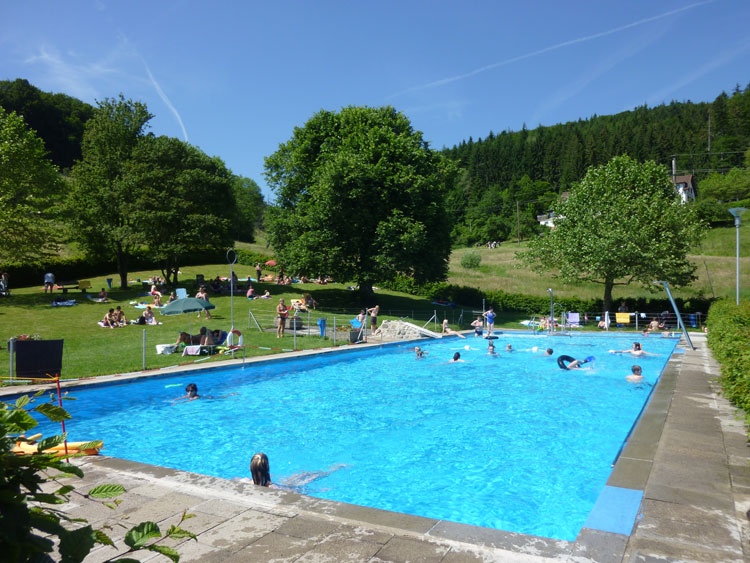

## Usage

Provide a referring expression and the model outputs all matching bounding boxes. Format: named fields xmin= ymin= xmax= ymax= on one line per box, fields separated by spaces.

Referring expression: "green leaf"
xmin=58 ymin=525 xmax=96 ymax=563
xmin=103 ymin=502 xmax=117 ymax=510
xmin=88 ymin=484 xmax=125 ymax=498
xmin=33 ymin=402 xmax=71 ymax=422
xmin=93 ymin=528 xmax=115 ymax=547
xmin=37 ymin=434 xmax=66 ymax=451
xmin=146 ymin=544 xmax=180 ymax=562
xmin=124 ymin=521 xmax=161 ymax=549
xmin=166 ymin=525 xmax=197 ymax=540
xmin=29 ymin=507 xmax=65 ymax=536
xmin=111 ymin=559 xmax=141 ymax=563
xmin=0 ymin=408 xmax=39 ymax=432
xmin=15 ymin=395 xmax=30 ymax=409
xmin=30 ymin=492 xmax=66 ymax=504
xmin=47 ymin=461 xmax=84 ymax=478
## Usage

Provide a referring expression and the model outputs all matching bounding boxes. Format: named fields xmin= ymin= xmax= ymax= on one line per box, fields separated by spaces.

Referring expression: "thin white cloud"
xmin=636 ymin=37 xmax=750 ymax=108
xmin=141 ymin=58 xmax=189 ymax=143
xmin=388 ymin=0 xmax=718 ymax=99
xmin=529 ymin=28 xmax=666 ymax=126
xmin=24 ymin=46 xmax=107 ymax=101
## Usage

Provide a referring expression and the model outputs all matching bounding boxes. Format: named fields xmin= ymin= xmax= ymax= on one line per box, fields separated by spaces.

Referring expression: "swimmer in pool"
xmin=625 ymin=365 xmax=644 ymax=383
xmin=415 ymin=346 xmax=427 ymax=358
xmin=250 ymin=452 xmax=346 ymax=492
xmin=173 ymin=383 xmax=199 ymax=403
xmin=450 ymin=352 xmax=465 ymax=363
xmin=487 ymin=343 xmax=497 ymax=356
xmin=543 ymin=348 xmax=553 ymax=356
xmin=505 ymin=343 xmax=513 ymax=352
xmin=609 ymin=342 xmax=658 ymax=357
xmin=250 ymin=452 xmax=275 ymax=487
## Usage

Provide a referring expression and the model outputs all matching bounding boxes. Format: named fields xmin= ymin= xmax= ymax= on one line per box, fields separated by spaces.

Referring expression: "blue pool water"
xmin=29 ymin=332 xmax=677 ymax=541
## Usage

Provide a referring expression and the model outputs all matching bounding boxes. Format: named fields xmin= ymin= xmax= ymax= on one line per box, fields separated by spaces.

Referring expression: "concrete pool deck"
xmin=5 ymin=332 xmax=750 ymax=562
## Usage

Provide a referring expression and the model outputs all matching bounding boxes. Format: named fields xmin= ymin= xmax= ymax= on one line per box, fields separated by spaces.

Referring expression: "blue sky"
xmin=2 ymin=0 xmax=748 ymax=200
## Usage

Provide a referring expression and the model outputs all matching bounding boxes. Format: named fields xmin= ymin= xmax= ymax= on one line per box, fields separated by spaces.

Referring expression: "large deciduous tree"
xmin=68 ymin=96 xmax=153 ymax=288
xmin=264 ymin=106 xmax=455 ymax=297
xmin=121 ymin=135 xmax=237 ymax=286
xmin=520 ymin=155 xmax=706 ymax=312
xmin=230 ymin=175 xmax=265 ymax=243
xmin=0 ymin=107 xmax=62 ymax=265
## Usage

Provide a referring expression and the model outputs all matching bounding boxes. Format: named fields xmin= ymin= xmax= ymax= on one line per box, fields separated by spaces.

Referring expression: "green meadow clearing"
xmin=0 ymin=224 xmax=747 ymax=381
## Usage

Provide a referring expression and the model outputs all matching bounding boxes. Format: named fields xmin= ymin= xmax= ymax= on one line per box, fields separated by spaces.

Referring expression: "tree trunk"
xmin=116 ymin=245 xmax=128 ymax=289
xmin=357 ymin=281 xmax=374 ymax=302
xmin=603 ymin=280 xmax=614 ymax=317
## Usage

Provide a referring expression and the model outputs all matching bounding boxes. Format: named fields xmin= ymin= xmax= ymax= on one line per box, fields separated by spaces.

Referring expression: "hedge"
xmin=380 ymin=276 xmax=714 ymax=315
xmin=706 ymin=299 xmax=750 ymax=430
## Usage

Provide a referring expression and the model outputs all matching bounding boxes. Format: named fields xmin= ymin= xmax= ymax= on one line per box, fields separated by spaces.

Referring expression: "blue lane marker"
xmin=583 ymin=486 xmax=643 ymax=536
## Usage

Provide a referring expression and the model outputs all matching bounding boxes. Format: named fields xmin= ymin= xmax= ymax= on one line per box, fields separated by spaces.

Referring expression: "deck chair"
xmin=176 ymin=288 xmax=188 ymax=299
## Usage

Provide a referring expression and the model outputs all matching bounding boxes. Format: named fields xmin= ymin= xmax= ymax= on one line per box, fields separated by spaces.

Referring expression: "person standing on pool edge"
xmin=482 ymin=308 xmax=496 ymax=338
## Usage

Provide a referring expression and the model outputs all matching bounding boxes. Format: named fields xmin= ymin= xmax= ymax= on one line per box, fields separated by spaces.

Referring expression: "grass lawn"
xmin=0 ymin=262 xmax=482 ymax=381
xmin=448 ymin=222 xmax=750 ymax=302
xmin=2 ymin=222 xmax=744 ymax=382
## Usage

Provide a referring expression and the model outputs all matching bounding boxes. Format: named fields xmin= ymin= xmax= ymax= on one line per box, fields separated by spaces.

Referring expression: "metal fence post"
xmin=333 ymin=316 xmax=336 ymax=346
xmin=9 ymin=338 xmax=14 ymax=383
xmin=293 ymin=318 xmax=297 ymax=350
xmin=142 ymin=329 xmax=146 ymax=370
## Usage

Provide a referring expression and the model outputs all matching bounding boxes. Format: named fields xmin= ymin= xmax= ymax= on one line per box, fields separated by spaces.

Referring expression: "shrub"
xmin=706 ymin=299 xmax=750 ymax=431
xmin=0 ymin=391 xmax=196 ymax=561
xmin=460 ymin=251 xmax=481 ymax=269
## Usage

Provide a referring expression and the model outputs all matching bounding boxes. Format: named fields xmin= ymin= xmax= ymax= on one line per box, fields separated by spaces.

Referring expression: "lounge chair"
xmin=176 ymin=288 xmax=188 ymax=299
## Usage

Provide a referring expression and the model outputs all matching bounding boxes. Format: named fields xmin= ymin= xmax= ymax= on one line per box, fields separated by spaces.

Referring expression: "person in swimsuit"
xmin=256 ymin=263 xmax=262 ymax=282
xmin=625 ymin=365 xmax=644 ymax=383
xmin=487 ymin=343 xmax=497 ymax=356
xmin=276 ymin=298 xmax=288 ymax=338
xmin=450 ymin=352 xmax=465 ymax=363
xmin=114 ymin=306 xmax=127 ymax=326
xmin=609 ymin=342 xmax=658 ymax=357
xmin=367 ymin=305 xmax=379 ymax=332
xmin=199 ymin=326 xmax=216 ymax=346
xmin=101 ymin=308 xmax=117 ymax=328
xmin=471 ymin=316 xmax=484 ymax=337
xmin=415 ymin=346 xmax=426 ymax=358
xmin=174 ymin=383 xmax=200 ymax=402
xmin=442 ymin=319 xmax=466 ymax=338
xmin=195 ymin=287 xmax=212 ymax=319
xmin=482 ymin=308 xmax=496 ymax=337
xmin=250 ymin=452 xmax=274 ymax=486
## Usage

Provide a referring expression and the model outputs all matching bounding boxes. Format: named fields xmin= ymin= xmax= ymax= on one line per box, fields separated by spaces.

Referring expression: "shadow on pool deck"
xmin=7 ymin=332 xmax=750 ymax=562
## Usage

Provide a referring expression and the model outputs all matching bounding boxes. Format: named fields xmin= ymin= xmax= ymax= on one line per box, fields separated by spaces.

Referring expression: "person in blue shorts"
xmin=482 ymin=308 xmax=496 ymax=337
xmin=471 ymin=315 xmax=484 ymax=337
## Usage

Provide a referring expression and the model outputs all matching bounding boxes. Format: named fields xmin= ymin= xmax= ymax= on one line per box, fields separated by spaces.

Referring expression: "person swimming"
xmin=415 ymin=346 xmax=426 ymax=358
xmin=625 ymin=365 xmax=644 ymax=383
xmin=487 ymin=343 xmax=497 ymax=355
xmin=450 ymin=352 xmax=465 ymax=362
xmin=173 ymin=383 xmax=199 ymax=403
xmin=609 ymin=342 xmax=658 ymax=357
xmin=250 ymin=452 xmax=273 ymax=486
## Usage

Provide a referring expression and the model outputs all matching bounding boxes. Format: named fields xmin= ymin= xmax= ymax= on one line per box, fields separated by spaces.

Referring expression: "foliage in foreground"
xmin=0 ymin=393 xmax=195 ymax=562
xmin=707 ymin=299 xmax=750 ymax=432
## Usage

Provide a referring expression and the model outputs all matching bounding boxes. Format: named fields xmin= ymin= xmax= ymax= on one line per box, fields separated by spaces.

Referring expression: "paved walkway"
xmin=14 ymin=333 xmax=750 ymax=562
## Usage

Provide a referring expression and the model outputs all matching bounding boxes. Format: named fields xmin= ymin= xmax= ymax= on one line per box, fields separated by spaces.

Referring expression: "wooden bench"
xmin=57 ymin=280 xmax=91 ymax=294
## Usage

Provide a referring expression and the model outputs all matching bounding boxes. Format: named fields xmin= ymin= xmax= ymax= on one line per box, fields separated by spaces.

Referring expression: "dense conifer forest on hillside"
xmin=441 ymin=83 xmax=750 ymax=245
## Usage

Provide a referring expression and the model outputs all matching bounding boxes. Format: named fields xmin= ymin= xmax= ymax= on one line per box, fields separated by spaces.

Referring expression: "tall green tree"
xmin=121 ymin=135 xmax=237 ymax=286
xmin=68 ymin=96 xmax=153 ymax=288
xmin=520 ymin=155 xmax=706 ymax=312
xmin=265 ymin=106 xmax=456 ymax=297
xmin=230 ymin=175 xmax=265 ymax=243
xmin=0 ymin=107 xmax=62 ymax=265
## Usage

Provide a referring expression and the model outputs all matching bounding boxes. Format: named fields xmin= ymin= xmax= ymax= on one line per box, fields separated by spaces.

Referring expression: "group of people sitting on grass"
xmin=175 ymin=327 xmax=224 ymax=347
xmin=100 ymin=306 xmax=128 ymax=328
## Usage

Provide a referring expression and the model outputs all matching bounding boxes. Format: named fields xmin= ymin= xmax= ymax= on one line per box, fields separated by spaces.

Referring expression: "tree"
xmin=230 ymin=175 xmax=265 ymax=242
xmin=520 ymin=155 xmax=706 ymax=313
xmin=121 ymin=135 xmax=237 ymax=286
xmin=698 ymin=168 xmax=750 ymax=202
xmin=265 ymin=106 xmax=455 ymax=298
xmin=0 ymin=107 xmax=62 ymax=265
xmin=68 ymin=96 xmax=153 ymax=288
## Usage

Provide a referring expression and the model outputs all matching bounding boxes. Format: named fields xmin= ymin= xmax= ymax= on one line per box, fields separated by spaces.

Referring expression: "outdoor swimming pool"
xmin=29 ymin=332 xmax=678 ymax=541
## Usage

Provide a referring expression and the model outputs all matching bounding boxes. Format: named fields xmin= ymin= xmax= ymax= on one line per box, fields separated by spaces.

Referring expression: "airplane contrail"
xmin=142 ymin=59 xmax=189 ymax=143
xmin=387 ymin=0 xmax=718 ymax=99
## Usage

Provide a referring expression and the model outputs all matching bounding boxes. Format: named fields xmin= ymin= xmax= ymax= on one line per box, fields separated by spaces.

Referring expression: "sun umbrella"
xmin=265 ymin=259 xmax=277 ymax=266
xmin=160 ymin=297 xmax=216 ymax=335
